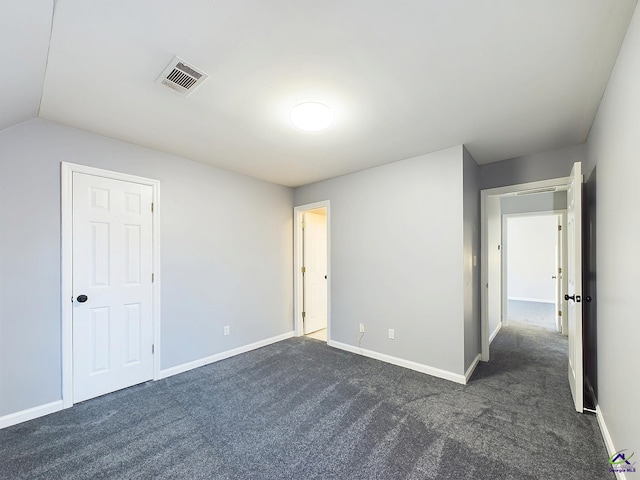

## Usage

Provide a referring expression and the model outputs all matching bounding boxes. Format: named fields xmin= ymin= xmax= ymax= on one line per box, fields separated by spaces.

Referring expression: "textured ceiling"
xmin=2 ymin=1 xmax=637 ymax=186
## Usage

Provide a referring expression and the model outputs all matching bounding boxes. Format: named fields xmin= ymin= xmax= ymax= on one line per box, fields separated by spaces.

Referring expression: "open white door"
xmin=554 ymin=215 xmax=562 ymax=333
xmin=302 ymin=211 xmax=328 ymax=335
xmin=566 ymin=162 xmax=583 ymax=413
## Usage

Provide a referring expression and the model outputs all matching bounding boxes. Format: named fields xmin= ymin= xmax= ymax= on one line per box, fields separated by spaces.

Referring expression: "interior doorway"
xmin=503 ymin=213 xmax=564 ymax=333
xmin=294 ymin=202 xmax=330 ymax=342
xmin=481 ymin=162 xmax=585 ymax=412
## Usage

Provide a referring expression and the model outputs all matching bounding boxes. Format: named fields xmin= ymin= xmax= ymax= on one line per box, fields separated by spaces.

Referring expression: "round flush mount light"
xmin=290 ymin=102 xmax=334 ymax=132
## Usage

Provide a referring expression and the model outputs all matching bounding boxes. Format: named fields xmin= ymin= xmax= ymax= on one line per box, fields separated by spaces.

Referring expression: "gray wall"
xmin=486 ymin=196 xmax=502 ymax=340
xmin=0 ymin=118 xmax=293 ymax=416
xmin=462 ymin=148 xmax=481 ymax=370
xmin=295 ymin=146 xmax=467 ymax=375
xmin=479 ymin=144 xmax=586 ymax=190
xmin=587 ymin=3 xmax=640 ymax=458
xmin=501 ymin=191 xmax=567 ymax=215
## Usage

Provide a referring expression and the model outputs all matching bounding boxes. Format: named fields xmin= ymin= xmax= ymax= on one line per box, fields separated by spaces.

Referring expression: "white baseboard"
xmin=489 ymin=322 xmax=502 ymax=344
xmin=507 ymin=296 xmax=555 ymax=304
xmin=464 ymin=354 xmax=481 ymax=383
xmin=1 ymin=332 xmax=295 ymax=430
xmin=157 ymin=331 xmax=295 ymax=380
xmin=0 ymin=400 xmax=64 ymax=430
xmin=596 ymin=405 xmax=632 ymax=480
xmin=327 ymin=340 xmax=467 ymax=385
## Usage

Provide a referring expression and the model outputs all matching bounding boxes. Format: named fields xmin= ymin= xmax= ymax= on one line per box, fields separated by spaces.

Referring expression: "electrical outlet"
xmin=388 ymin=328 xmax=395 ymax=339
xmin=224 ymin=325 xmax=230 ymax=336
xmin=359 ymin=323 xmax=365 ymax=333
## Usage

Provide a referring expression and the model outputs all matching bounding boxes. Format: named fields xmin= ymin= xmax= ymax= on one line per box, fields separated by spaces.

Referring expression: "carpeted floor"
xmin=0 ymin=321 xmax=612 ymax=479
xmin=507 ymin=299 xmax=557 ymax=331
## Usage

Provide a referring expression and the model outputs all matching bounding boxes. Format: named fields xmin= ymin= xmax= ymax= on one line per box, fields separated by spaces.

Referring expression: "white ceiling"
xmin=0 ymin=0 xmax=52 ymax=131
xmin=2 ymin=1 xmax=637 ymax=187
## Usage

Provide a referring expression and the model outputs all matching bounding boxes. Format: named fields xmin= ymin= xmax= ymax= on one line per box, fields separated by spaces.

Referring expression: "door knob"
xmin=552 ymin=276 xmax=557 ymax=279
xmin=564 ymin=294 xmax=575 ymax=302
xmin=76 ymin=295 xmax=88 ymax=303
xmin=585 ymin=296 xmax=592 ymax=303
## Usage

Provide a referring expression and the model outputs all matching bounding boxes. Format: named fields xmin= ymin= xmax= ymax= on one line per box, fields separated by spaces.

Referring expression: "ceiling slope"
xmin=0 ymin=0 xmax=53 ymax=131
xmin=39 ymin=0 xmax=637 ymax=186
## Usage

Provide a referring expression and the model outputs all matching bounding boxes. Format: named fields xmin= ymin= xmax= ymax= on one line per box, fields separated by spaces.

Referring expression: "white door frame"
xmin=61 ymin=162 xmax=161 ymax=408
xmin=481 ymin=176 xmax=570 ymax=362
xmin=293 ymin=201 xmax=330 ymax=338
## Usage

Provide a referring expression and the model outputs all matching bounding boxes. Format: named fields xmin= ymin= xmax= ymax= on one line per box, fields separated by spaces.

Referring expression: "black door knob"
xmin=76 ymin=295 xmax=88 ymax=303
xmin=564 ymin=294 xmax=575 ymax=302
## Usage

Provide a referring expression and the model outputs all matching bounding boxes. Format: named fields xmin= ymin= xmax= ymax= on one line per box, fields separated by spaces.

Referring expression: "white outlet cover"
xmin=388 ymin=329 xmax=395 ymax=339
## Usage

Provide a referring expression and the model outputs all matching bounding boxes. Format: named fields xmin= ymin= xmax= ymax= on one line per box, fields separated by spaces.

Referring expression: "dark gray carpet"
xmin=0 ymin=323 xmax=612 ymax=479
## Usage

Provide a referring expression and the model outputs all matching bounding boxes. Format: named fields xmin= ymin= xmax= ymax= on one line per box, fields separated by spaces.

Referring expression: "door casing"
xmin=481 ymin=176 xmax=571 ymax=362
xmin=293 ymin=201 xmax=330 ymax=339
xmin=61 ymin=162 xmax=161 ymax=408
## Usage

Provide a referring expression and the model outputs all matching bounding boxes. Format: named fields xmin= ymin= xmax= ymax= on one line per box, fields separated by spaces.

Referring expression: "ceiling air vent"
xmin=156 ymin=56 xmax=208 ymax=96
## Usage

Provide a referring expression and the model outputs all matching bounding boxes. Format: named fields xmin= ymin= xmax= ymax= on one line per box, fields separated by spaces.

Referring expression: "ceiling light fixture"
xmin=290 ymin=102 xmax=334 ymax=132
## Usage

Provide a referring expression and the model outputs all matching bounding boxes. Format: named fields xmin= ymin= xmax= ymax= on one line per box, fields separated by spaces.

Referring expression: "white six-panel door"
xmin=72 ymin=172 xmax=154 ymax=402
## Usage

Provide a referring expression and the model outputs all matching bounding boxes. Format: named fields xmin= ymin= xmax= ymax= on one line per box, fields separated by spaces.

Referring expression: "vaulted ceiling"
xmin=2 ymin=0 xmax=637 ymax=186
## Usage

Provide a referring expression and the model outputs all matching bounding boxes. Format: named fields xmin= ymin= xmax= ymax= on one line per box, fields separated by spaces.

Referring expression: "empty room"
xmin=1 ymin=1 xmax=639 ymax=479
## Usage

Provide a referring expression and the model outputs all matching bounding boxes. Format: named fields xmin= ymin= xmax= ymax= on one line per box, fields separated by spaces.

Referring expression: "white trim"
xmin=489 ymin=322 xmax=502 ymax=344
xmin=507 ymin=296 xmax=555 ymax=304
xmin=293 ymin=201 xmax=331 ymax=339
xmin=481 ymin=176 xmax=570 ymax=363
xmin=61 ymin=162 xmax=161 ymax=409
xmin=327 ymin=340 xmax=467 ymax=385
xmin=157 ymin=331 xmax=295 ymax=380
xmin=0 ymin=401 xmax=64 ymax=429
xmin=596 ymin=405 xmax=629 ymax=480
xmin=464 ymin=354 xmax=481 ymax=383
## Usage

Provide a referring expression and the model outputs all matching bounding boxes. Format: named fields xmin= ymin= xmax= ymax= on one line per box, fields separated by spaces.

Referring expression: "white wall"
xmin=505 ymin=215 xmax=557 ymax=303
xmin=295 ymin=146 xmax=469 ymax=376
xmin=587 ymin=2 xmax=640 ymax=461
xmin=0 ymin=118 xmax=293 ymax=417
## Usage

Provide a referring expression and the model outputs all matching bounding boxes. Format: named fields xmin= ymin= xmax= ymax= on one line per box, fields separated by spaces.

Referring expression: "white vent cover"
xmin=156 ymin=56 xmax=208 ymax=96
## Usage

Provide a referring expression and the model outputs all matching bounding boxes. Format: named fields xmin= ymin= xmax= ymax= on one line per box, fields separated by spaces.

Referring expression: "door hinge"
xmin=558 ymin=267 xmax=562 ymax=274
xmin=558 ymin=310 xmax=562 ymax=317
xmin=152 ymin=273 xmax=155 ymax=282
xmin=151 ymin=203 xmax=155 ymax=213
xmin=152 ymin=344 xmax=155 ymax=354
xmin=302 ymin=311 xmax=306 ymax=319
xmin=301 ymin=221 xmax=306 ymax=230
xmin=301 ymin=266 xmax=306 ymax=274
xmin=558 ymin=224 xmax=562 ymax=231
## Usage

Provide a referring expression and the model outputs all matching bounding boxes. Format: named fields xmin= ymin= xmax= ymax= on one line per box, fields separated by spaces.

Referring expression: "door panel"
xmin=73 ymin=172 xmax=154 ymax=403
xmin=567 ymin=162 xmax=583 ymax=413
